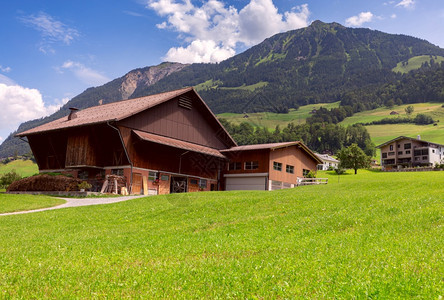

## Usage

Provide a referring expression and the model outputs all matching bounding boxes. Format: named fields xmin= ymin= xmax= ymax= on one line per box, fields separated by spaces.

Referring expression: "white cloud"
xmin=20 ymin=12 xmax=79 ymax=53
xmin=147 ymin=0 xmax=310 ymax=63
xmin=0 ymin=65 xmax=11 ymax=73
xmin=391 ymin=14 xmax=397 ymax=18
xmin=58 ymin=60 xmax=109 ymax=86
xmin=164 ymin=39 xmax=235 ymax=63
xmin=396 ymin=0 xmax=415 ymax=8
xmin=345 ymin=12 xmax=374 ymax=27
xmin=0 ymin=83 xmax=64 ymax=137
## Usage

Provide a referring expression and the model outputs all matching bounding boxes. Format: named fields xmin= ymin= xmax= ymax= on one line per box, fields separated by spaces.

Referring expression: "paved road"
xmin=0 ymin=195 xmax=147 ymax=216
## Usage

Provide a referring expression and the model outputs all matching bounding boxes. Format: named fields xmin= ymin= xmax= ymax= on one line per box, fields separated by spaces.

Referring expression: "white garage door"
xmin=225 ymin=176 xmax=267 ymax=191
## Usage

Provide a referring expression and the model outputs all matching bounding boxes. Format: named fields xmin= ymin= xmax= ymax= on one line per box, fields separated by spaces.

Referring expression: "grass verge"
xmin=0 ymin=170 xmax=442 ymax=298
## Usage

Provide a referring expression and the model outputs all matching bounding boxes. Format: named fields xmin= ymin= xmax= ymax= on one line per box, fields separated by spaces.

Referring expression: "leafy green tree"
xmin=405 ymin=105 xmax=414 ymax=115
xmin=337 ymin=144 xmax=371 ymax=175
xmin=0 ymin=170 xmax=22 ymax=189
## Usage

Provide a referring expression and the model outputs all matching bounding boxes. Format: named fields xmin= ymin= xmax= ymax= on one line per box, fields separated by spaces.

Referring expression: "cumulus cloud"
xmin=19 ymin=12 xmax=79 ymax=53
xmin=58 ymin=61 xmax=109 ymax=86
xmin=0 ymin=83 xmax=65 ymax=138
xmin=164 ymin=40 xmax=235 ymax=63
xmin=345 ymin=12 xmax=374 ymax=27
xmin=147 ymin=0 xmax=310 ymax=63
xmin=396 ymin=0 xmax=415 ymax=8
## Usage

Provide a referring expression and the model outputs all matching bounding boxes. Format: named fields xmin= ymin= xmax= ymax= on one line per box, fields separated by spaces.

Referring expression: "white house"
xmin=315 ymin=153 xmax=340 ymax=170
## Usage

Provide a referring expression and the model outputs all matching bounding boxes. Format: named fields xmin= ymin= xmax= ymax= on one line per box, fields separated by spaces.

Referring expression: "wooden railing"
xmin=296 ymin=177 xmax=328 ymax=186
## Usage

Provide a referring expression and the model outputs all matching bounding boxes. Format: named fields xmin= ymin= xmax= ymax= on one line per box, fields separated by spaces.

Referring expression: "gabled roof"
xmin=375 ymin=136 xmax=444 ymax=148
xmin=133 ymin=130 xmax=226 ymax=159
xmin=220 ymin=142 xmax=300 ymax=152
xmin=221 ymin=141 xmax=322 ymax=164
xmin=17 ymin=88 xmax=193 ymax=136
xmin=16 ymin=88 xmax=237 ymax=147
xmin=316 ymin=153 xmax=339 ymax=163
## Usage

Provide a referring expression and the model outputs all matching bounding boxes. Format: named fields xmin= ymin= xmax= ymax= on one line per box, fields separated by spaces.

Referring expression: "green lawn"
xmin=0 ymin=194 xmax=65 ymax=213
xmin=0 ymin=170 xmax=442 ymax=298
xmin=0 ymin=160 xmax=38 ymax=177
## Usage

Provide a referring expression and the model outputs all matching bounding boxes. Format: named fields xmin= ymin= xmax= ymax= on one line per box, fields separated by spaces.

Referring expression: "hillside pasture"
xmin=0 ymin=159 xmax=38 ymax=177
xmin=0 ymin=170 xmax=442 ymax=298
xmin=393 ymin=55 xmax=444 ymax=73
xmin=218 ymin=101 xmax=340 ymax=128
xmin=339 ymin=102 xmax=444 ymax=145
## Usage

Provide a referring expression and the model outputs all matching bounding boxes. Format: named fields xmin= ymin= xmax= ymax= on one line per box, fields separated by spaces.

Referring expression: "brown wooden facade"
xmin=18 ymin=88 xmax=320 ymax=194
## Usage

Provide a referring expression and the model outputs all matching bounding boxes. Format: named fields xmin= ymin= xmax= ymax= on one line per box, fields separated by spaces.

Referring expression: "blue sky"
xmin=0 ymin=0 xmax=443 ymax=142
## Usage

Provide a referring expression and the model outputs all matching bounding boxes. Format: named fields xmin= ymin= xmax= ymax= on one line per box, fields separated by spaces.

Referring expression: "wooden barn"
xmin=17 ymin=88 xmax=236 ymax=194
xmin=17 ymin=88 xmax=321 ymax=194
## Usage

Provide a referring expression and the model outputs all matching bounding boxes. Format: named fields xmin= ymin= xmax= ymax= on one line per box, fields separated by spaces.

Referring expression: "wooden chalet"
xmin=17 ymin=88 xmax=321 ymax=194
xmin=221 ymin=142 xmax=322 ymax=191
xmin=17 ymin=88 xmax=236 ymax=195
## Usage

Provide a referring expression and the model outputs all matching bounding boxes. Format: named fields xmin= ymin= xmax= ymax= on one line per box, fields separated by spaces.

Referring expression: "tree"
xmin=405 ymin=105 xmax=414 ymax=115
xmin=0 ymin=170 xmax=22 ymax=189
xmin=337 ymin=143 xmax=371 ymax=175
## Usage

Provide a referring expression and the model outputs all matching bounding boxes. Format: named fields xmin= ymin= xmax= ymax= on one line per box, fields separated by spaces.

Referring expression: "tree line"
xmin=219 ymin=119 xmax=375 ymax=157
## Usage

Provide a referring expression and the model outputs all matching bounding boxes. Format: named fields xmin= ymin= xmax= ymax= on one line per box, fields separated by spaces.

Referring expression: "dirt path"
xmin=0 ymin=195 xmax=148 ymax=216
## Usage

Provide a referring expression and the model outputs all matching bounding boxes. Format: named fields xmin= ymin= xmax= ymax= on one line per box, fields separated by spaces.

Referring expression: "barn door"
xmin=170 ymin=177 xmax=187 ymax=193
xmin=132 ymin=173 xmax=143 ymax=194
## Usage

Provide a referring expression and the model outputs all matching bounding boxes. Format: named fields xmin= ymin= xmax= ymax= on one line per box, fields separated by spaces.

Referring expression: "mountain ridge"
xmin=2 ymin=20 xmax=444 ymax=158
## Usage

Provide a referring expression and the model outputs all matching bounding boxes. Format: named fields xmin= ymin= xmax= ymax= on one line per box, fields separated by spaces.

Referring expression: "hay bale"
xmin=7 ymin=174 xmax=84 ymax=192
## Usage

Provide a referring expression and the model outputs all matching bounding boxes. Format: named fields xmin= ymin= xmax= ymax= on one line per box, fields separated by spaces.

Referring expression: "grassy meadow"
xmin=218 ymin=101 xmax=340 ymax=129
xmin=0 ymin=170 xmax=442 ymax=298
xmin=0 ymin=159 xmax=38 ymax=177
xmin=0 ymin=194 xmax=65 ymax=213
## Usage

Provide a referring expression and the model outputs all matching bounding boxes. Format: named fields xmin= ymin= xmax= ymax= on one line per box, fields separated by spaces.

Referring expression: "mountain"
xmin=2 ymin=20 xmax=444 ymax=158
xmin=132 ymin=20 xmax=444 ymax=113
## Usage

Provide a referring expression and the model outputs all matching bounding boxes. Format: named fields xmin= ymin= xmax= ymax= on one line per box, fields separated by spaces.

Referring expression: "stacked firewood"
xmin=100 ymin=175 xmax=127 ymax=194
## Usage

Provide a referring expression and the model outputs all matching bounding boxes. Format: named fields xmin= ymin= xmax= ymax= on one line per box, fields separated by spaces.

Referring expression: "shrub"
xmin=78 ymin=181 xmax=92 ymax=191
xmin=335 ymin=168 xmax=346 ymax=175
xmin=0 ymin=170 xmax=22 ymax=189
xmin=305 ymin=170 xmax=317 ymax=178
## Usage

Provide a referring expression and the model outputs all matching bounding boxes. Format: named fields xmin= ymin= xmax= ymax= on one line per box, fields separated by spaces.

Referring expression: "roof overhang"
xmin=376 ymin=136 xmax=444 ymax=148
xmin=133 ymin=130 xmax=227 ymax=159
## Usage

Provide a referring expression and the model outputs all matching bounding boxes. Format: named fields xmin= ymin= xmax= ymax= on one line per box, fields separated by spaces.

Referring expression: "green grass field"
xmin=0 ymin=170 xmax=442 ymax=298
xmin=0 ymin=194 xmax=65 ymax=213
xmin=392 ymin=55 xmax=444 ymax=73
xmin=339 ymin=102 xmax=444 ymax=145
xmin=218 ymin=101 xmax=340 ymax=128
xmin=0 ymin=160 xmax=38 ymax=177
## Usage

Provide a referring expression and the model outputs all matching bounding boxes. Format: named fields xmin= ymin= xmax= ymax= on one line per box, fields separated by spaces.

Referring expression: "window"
xmin=111 ymin=169 xmax=124 ymax=176
xmin=398 ymin=144 xmax=401 ymax=148
xmin=404 ymin=143 xmax=411 ymax=149
xmin=199 ymin=179 xmax=207 ymax=189
xmin=286 ymin=165 xmax=294 ymax=174
xmin=382 ymin=153 xmax=387 ymax=158
xmin=406 ymin=150 xmax=411 ymax=154
xmin=422 ymin=156 xmax=428 ymax=160
xmin=303 ymin=169 xmax=310 ymax=177
xmin=245 ymin=161 xmax=259 ymax=170
xmin=273 ymin=161 xmax=282 ymax=171
xmin=432 ymin=149 xmax=435 ymax=153
xmin=390 ymin=145 xmax=394 ymax=151
xmin=190 ymin=179 xmax=198 ymax=185
xmin=228 ymin=162 xmax=241 ymax=170
xmin=388 ymin=152 xmax=395 ymax=156
xmin=398 ymin=151 xmax=403 ymax=155
xmin=148 ymin=171 xmax=158 ymax=181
